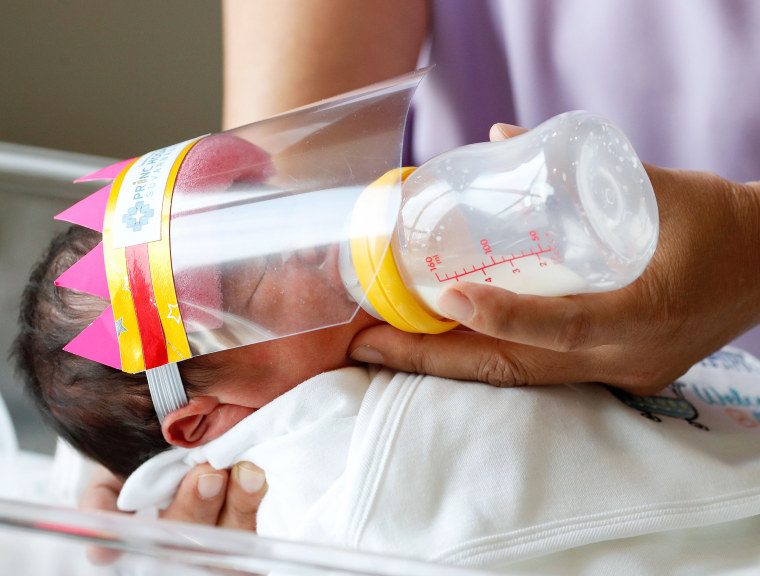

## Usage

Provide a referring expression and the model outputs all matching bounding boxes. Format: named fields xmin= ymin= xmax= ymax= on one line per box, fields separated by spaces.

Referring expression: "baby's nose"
xmin=295 ymin=245 xmax=327 ymax=266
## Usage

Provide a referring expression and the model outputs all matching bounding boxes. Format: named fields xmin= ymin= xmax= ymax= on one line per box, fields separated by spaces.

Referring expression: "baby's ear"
xmin=161 ymin=396 xmax=220 ymax=448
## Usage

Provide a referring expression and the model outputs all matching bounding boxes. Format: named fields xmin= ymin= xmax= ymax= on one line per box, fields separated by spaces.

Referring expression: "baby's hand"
xmin=79 ymin=465 xmax=127 ymax=565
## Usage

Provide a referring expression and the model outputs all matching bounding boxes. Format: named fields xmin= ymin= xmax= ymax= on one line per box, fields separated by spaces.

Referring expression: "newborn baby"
xmin=13 ymin=132 xmax=380 ymax=479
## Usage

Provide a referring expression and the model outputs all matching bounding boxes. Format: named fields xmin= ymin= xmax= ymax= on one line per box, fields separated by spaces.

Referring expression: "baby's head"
xmin=13 ymin=225 xmax=378 ymax=478
xmin=12 ymin=225 xmax=176 ymax=477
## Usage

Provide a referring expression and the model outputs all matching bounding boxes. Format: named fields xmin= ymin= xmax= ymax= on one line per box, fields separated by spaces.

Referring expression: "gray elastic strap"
xmin=145 ymin=363 xmax=188 ymax=423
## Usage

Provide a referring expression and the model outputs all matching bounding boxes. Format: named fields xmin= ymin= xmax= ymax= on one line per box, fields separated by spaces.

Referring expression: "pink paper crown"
xmin=55 ymin=159 xmax=135 ymax=370
xmin=54 ymin=133 xmax=277 ymax=374
xmin=57 ymin=157 xmax=192 ymax=421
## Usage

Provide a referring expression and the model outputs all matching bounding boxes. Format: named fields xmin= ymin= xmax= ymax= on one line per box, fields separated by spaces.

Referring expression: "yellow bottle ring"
xmin=351 ymin=167 xmax=458 ymax=334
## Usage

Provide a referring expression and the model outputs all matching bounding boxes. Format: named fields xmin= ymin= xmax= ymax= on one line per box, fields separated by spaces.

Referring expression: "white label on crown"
xmin=111 ymin=137 xmax=198 ymax=249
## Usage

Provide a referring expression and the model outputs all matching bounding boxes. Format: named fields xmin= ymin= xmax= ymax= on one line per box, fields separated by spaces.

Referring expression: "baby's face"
xmin=165 ymin=228 xmax=384 ymax=448
xmin=193 ymin=308 xmax=380 ymax=415
xmin=171 ymin=131 xmax=367 ymax=354
xmin=220 ymin=241 xmax=356 ymax=338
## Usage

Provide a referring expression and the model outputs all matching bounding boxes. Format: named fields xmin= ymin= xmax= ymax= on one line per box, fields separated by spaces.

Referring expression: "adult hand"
xmin=350 ymin=124 xmax=760 ymax=395
xmin=80 ymin=462 xmax=266 ymax=565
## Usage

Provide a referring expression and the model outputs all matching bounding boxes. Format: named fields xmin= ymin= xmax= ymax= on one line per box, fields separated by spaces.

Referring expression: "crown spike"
xmin=73 ymin=158 xmax=133 ymax=183
xmin=55 ymin=184 xmax=112 ymax=232
xmin=63 ymin=305 xmax=122 ymax=370
xmin=55 ymin=242 xmax=109 ymax=299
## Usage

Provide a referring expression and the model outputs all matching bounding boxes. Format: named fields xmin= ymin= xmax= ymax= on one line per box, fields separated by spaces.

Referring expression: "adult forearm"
xmin=221 ymin=0 xmax=428 ymax=129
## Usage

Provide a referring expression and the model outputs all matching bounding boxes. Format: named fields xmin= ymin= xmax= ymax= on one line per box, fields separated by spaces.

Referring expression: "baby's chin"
xmin=310 ymin=311 xmax=382 ymax=365
xmin=337 ymin=309 xmax=384 ymax=355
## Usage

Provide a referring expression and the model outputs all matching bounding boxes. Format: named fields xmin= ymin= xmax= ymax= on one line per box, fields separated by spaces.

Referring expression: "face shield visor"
xmin=56 ymin=69 xmax=429 ymax=375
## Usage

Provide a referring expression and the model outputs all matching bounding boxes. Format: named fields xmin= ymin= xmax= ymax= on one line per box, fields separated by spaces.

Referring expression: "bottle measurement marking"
xmin=433 ymin=246 xmax=554 ymax=284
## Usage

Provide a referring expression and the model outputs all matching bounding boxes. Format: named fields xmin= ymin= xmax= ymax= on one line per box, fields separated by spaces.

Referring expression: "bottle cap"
xmin=351 ymin=168 xmax=458 ymax=334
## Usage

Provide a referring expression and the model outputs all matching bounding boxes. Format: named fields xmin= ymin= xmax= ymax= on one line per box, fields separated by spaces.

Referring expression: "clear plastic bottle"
xmin=348 ymin=111 xmax=659 ymax=332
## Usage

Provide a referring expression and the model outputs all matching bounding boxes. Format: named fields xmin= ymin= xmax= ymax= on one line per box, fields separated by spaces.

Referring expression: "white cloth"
xmin=119 ymin=348 xmax=760 ymax=571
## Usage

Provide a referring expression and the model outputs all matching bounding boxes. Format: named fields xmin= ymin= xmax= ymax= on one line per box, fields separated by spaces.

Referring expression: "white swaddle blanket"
xmin=119 ymin=348 xmax=760 ymax=571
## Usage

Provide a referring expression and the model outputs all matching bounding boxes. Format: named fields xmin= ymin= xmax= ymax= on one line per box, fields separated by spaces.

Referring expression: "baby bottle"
xmin=346 ymin=111 xmax=659 ymax=333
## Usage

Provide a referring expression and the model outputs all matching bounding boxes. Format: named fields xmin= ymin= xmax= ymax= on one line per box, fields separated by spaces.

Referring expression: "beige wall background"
xmin=1 ymin=1 xmax=223 ymax=453
xmin=1 ymin=1 xmax=223 ymax=157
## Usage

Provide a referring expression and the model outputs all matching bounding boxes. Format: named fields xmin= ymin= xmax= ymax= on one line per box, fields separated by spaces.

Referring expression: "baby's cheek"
xmin=221 ymin=260 xmax=267 ymax=315
xmin=221 ymin=257 xmax=359 ymax=337
xmin=281 ymin=266 xmax=357 ymax=325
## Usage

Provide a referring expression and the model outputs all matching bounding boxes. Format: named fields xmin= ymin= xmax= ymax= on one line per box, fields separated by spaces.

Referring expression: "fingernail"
xmin=235 ymin=462 xmax=266 ymax=494
xmin=490 ymin=123 xmax=509 ymax=140
xmin=350 ymin=345 xmax=385 ymax=365
xmin=438 ymin=289 xmax=474 ymax=321
xmin=197 ymin=473 xmax=225 ymax=500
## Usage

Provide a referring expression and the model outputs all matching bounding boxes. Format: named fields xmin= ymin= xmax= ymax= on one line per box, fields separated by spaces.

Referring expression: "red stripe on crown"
xmin=125 ymin=244 xmax=168 ymax=369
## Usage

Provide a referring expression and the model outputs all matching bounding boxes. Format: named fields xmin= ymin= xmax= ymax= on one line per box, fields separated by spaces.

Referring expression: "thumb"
xmin=349 ymin=323 xmax=487 ymax=380
xmin=489 ymin=123 xmax=528 ymax=141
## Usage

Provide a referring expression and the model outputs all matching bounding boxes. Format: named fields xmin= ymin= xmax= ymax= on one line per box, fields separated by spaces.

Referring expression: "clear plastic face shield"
xmin=57 ymin=69 xmax=427 ymax=376
xmin=168 ymin=78 xmax=417 ymax=361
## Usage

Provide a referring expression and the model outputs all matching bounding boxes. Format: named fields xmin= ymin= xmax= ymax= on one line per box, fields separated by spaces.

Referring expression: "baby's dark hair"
xmin=12 ymin=225 xmax=211 ymax=478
